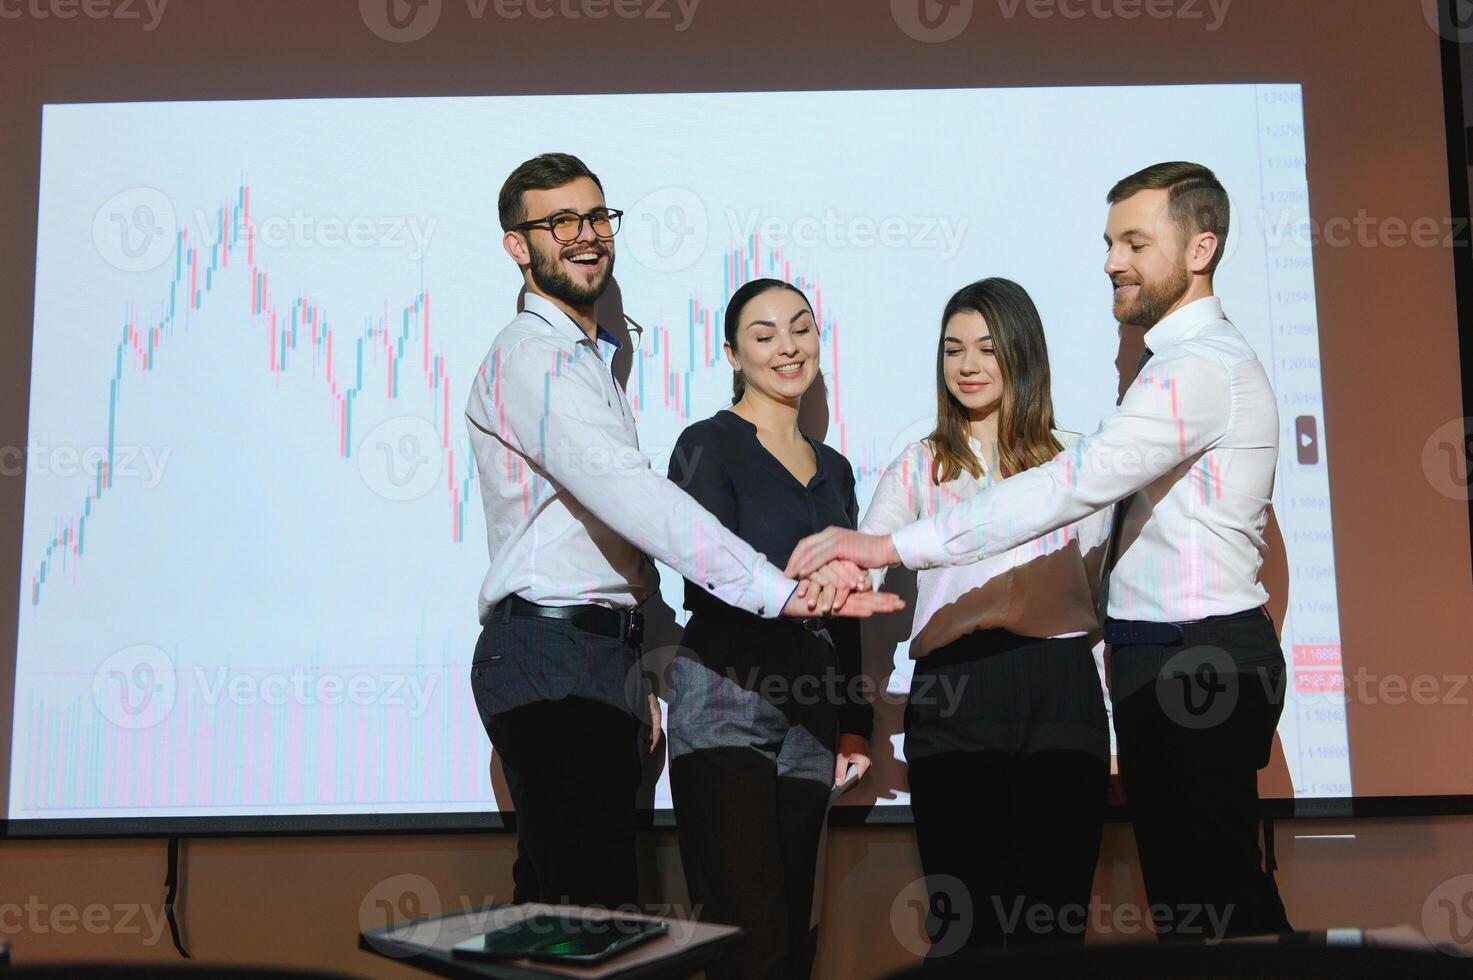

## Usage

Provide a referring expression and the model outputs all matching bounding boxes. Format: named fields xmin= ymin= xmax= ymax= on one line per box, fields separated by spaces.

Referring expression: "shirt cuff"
xmin=752 ymin=560 xmax=798 ymax=619
xmin=891 ymin=521 xmax=944 ymax=571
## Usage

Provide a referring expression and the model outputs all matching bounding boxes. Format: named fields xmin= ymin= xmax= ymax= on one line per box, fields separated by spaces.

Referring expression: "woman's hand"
xmin=645 ymin=692 xmax=662 ymax=755
xmin=784 ymin=587 xmax=903 ymax=619
xmin=793 ymin=558 xmax=870 ymax=614
xmin=834 ymin=733 xmax=871 ymax=787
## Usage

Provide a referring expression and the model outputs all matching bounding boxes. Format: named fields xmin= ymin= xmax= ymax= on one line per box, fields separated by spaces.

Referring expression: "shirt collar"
xmin=720 ymin=409 xmax=829 ymax=487
xmin=964 ymin=434 xmax=994 ymax=477
xmin=522 ymin=291 xmax=621 ymax=351
xmin=1142 ymin=294 xmax=1224 ymax=353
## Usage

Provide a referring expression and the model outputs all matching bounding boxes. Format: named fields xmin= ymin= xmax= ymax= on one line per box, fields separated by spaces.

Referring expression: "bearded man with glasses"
xmin=463 ymin=153 xmax=902 ymax=911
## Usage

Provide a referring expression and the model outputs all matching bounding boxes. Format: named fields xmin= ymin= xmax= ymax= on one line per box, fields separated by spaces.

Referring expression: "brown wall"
xmin=6 ymin=816 xmax=1473 ymax=975
xmin=2 ymin=0 xmax=1471 ymax=974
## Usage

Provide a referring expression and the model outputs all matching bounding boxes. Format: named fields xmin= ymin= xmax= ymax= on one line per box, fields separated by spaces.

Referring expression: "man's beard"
xmin=1114 ymin=259 xmax=1190 ymax=328
xmin=528 ymin=238 xmax=613 ymax=307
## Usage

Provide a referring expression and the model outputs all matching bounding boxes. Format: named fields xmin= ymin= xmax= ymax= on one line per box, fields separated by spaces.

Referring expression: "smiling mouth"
xmin=773 ymin=363 xmax=804 ymax=378
xmin=565 ymin=248 xmax=605 ymax=267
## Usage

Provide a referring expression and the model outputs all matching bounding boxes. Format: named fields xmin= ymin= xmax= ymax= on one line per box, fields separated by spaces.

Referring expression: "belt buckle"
xmin=800 ymin=617 xmax=825 ymax=632
xmin=1154 ymin=622 xmax=1184 ymax=644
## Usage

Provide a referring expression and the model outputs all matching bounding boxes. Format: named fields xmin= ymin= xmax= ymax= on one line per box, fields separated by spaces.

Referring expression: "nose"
xmin=959 ymin=350 xmax=983 ymax=375
xmin=572 ymin=215 xmax=601 ymax=246
xmin=1104 ymin=243 xmax=1128 ymax=277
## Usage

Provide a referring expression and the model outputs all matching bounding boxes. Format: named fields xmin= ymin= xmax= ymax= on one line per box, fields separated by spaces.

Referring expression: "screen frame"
xmin=4 ymin=13 xmax=1472 ymax=840
xmin=9 ymin=794 xmax=1473 ymax=839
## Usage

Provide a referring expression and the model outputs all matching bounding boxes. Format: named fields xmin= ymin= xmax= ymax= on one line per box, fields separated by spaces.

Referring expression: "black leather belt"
xmin=728 ymin=613 xmax=831 ymax=632
xmin=493 ymin=595 xmax=644 ymax=646
xmin=1103 ymin=606 xmax=1269 ymax=647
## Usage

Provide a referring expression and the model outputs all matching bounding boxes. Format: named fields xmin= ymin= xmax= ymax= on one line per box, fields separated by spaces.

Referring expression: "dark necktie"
xmin=1134 ymin=346 xmax=1154 ymax=381
xmin=1097 ymin=346 xmax=1154 ymax=623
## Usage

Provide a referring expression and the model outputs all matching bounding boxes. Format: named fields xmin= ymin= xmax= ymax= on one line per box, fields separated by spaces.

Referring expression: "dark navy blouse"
xmin=667 ymin=409 xmax=872 ymax=737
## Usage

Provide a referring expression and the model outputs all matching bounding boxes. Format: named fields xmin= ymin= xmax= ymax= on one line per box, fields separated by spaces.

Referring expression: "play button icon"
xmin=1295 ymin=416 xmax=1320 ymax=465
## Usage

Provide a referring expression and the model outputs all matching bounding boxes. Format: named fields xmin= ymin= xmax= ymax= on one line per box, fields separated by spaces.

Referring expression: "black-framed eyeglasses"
xmin=512 ymin=208 xmax=623 ymax=243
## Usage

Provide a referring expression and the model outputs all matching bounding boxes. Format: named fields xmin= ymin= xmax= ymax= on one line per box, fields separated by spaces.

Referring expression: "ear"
xmin=1187 ymin=231 xmax=1219 ymax=274
xmin=723 ymin=340 xmax=740 ymax=372
xmin=503 ymin=229 xmax=530 ymax=267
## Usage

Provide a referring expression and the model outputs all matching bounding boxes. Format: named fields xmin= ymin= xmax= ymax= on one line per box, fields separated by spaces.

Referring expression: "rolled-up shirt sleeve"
xmin=891 ymin=350 xmax=1231 ymax=570
xmin=491 ymin=337 xmax=797 ymax=618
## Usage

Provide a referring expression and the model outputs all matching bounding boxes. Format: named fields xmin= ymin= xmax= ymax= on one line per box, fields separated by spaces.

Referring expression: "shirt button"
xmin=706 ymin=582 xmax=715 ymax=590
xmin=758 ymin=607 xmax=765 ymax=616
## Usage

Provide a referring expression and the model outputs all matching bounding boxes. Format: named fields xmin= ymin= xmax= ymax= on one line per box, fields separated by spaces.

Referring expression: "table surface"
xmin=359 ymin=903 xmax=743 ymax=980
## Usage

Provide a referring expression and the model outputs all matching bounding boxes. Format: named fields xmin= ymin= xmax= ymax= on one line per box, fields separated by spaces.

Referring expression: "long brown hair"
xmin=927 ymin=278 xmax=1063 ymax=485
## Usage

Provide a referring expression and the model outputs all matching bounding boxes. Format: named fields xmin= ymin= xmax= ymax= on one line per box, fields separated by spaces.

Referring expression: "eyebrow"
xmin=745 ymin=309 xmax=814 ymax=330
xmin=943 ymin=334 xmax=993 ymax=344
xmin=1104 ymin=229 xmax=1153 ymax=243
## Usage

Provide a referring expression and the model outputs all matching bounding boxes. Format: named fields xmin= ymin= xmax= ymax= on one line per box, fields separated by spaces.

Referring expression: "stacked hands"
xmin=780 ymin=528 xmax=905 ymax=618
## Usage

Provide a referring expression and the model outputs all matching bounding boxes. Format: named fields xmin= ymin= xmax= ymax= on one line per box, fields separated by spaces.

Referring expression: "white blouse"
xmin=890 ymin=298 xmax=1279 ymax=624
xmin=859 ymin=430 xmax=1112 ymax=659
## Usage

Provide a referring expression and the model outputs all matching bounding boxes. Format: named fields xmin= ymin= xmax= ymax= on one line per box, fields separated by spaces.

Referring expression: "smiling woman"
xmin=721 ymin=277 xmax=819 ymax=404
xmin=664 ymin=277 xmax=874 ymax=980
xmin=856 ymin=277 xmax=1113 ymax=957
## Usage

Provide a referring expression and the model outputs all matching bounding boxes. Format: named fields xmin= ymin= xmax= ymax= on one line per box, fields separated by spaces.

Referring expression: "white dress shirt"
xmin=891 ymin=296 xmax=1278 ymax=624
xmin=860 ymin=431 xmax=1111 ymax=658
xmin=465 ymin=293 xmax=797 ymax=624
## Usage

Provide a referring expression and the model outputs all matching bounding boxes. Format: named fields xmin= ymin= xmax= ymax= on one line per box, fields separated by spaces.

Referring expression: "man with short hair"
xmin=466 ymin=152 xmax=897 ymax=910
xmin=787 ymin=161 xmax=1293 ymax=941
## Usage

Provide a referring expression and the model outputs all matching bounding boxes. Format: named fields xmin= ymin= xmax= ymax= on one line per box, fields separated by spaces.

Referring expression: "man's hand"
xmin=782 ymin=587 xmax=903 ymax=619
xmin=786 ymin=527 xmax=901 ymax=579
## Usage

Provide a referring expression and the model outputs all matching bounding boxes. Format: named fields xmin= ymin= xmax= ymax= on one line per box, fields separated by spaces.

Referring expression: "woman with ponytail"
xmin=665 ymin=277 xmax=872 ymax=980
